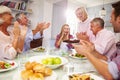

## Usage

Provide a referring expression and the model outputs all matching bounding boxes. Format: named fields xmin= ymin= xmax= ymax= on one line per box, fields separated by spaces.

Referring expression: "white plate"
xmin=69 ymin=54 xmax=87 ymax=60
xmin=0 ymin=60 xmax=18 ymax=72
xmin=13 ymin=70 xmax=57 ymax=80
xmin=62 ymin=73 xmax=105 ymax=80
xmin=32 ymin=47 xmax=46 ymax=52
xmin=28 ymin=55 xmax=68 ymax=69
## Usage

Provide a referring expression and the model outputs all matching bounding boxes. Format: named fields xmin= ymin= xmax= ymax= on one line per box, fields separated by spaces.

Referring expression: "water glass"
xmin=60 ymin=42 xmax=68 ymax=52
xmin=63 ymin=63 xmax=74 ymax=74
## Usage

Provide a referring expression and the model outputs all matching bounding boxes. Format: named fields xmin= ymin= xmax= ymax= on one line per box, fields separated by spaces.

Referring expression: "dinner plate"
xmin=69 ymin=54 xmax=87 ymax=60
xmin=32 ymin=47 xmax=46 ymax=52
xmin=28 ymin=55 xmax=68 ymax=69
xmin=13 ymin=70 xmax=57 ymax=80
xmin=62 ymin=73 xmax=105 ymax=80
xmin=0 ymin=60 xmax=18 ymax=72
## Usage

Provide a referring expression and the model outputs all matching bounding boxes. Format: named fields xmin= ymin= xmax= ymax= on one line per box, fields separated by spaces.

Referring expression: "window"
xmin=66 ymin=8 xmax=78 ymax=38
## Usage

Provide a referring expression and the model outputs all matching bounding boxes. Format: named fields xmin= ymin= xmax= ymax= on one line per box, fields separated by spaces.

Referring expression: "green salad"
xmin=72 ymin=53 xmax=85 ymax=58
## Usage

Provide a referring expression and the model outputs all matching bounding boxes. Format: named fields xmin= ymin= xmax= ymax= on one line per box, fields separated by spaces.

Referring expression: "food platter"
xmin=0 ymin=60 xmax=18 ymax=72
xmin=62 ymin=73 xmax=105 ymax=80
xmin=33 ymin=47 xmax=46 ymax=52
xmin=13 ymin=70 xmax=57 ymax=80
xmin=69 ymin=54 xmax=87 ymax=60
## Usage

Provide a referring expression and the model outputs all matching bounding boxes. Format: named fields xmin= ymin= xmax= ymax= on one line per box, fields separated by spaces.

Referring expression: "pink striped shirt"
xmin=77 ymin=18 xmax=95 ymax=42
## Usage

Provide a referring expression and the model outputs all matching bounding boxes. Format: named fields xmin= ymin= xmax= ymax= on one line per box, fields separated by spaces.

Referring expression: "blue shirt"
xmin=23 ymin=28 xmax=42 ymax=52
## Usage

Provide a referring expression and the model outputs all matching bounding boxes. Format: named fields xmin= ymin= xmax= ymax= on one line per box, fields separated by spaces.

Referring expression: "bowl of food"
xmin=14 ymin=61 xmax=57 ymax=80
xmin=29 ymin=55 xmax=68 ymax=69
xmin=0 ymin=60 xmax=18 ymax=72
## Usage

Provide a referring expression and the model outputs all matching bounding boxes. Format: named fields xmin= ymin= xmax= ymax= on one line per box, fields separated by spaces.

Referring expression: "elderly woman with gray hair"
xmin=75 ymin=7 xmax=95 ymax=42
xmin=0 ymin=6 xmax=25 ymax=59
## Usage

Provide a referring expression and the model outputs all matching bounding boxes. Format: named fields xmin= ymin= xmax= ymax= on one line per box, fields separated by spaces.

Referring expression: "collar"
xmin=79 ymin=18 xmax=91 ymax=24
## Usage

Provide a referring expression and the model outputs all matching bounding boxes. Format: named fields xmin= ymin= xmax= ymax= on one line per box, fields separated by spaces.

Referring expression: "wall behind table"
xmin=51 ymin=0 xmax=67 ymax=39
xmin=87 ymin=3 xmax=112 ymax=27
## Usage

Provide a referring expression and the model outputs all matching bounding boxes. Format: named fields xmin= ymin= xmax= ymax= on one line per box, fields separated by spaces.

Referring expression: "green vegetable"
xmin=4 ymin=63 xmax=11 ymax=69
xmin=91 ymin=78 xmax=95 ymax=80
xmin=75 ymin=53 xmax=85 ymax=58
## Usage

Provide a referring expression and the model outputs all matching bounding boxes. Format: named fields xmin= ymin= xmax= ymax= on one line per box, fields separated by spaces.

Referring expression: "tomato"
xmin=10 ymin=62 xmax=15 ymax=66
xmin=1 ymin=65 xmax=5 ymax=69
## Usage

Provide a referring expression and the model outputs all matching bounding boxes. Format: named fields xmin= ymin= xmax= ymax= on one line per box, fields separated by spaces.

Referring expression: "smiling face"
xmin=75 ymin=7 xmax=87 ymax=22
xmin=110 ymin=9 xmax=120 ymax=33
xmin=63 ymin=25 xmax=70 ymax=34
xmin=19 ymin=13 xmax=29 ymax=26
xmin=90 ymin=21 xmax=99 ymax=35
xmin=1 ymin=12 xmax=13 ymax=26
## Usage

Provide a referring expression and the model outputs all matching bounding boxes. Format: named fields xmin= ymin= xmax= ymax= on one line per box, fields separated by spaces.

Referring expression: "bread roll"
xmin=21 ymin=69 xmax=33 ymax=80
xmin=25 ymin=61 xmax=38 ymax=70
xmin=25 ymin=62 xmax=33 ymax=70
xmin=33 ymin=64 xmax=46 ymax=73
xmin=44 ymin=68 xmax=52 ymax=76
xmin=29 ymin=73 xmax=44 ymax=80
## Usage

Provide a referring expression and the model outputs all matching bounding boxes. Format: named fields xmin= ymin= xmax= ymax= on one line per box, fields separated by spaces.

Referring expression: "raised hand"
xmin=41 ymin=22 xmax=50 ymax=31
xmin=72 ymin=40 xmax=95 ymax=56
xmin=36 ymin=22 xmax=45 ymax=31
xmin=36 ymin=22 xmax=50 ymax=32
xmin=13 ymin=21 xmax=20 ymax=38
xmin=20 ymin=25 xmax=27 ymax=37
xmin=76 ymin=32 xmax=89 ymax=41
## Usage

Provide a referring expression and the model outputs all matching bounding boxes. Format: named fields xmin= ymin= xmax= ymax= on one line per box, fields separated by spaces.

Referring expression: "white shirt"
xmin=93 ymin=29 xmax=115 ymax=54
xmin=77 ymin=18 xmax=95 ymax=42
xmin=0 ymin=31 xmax=17 ymax=59
xmin=21 ymin=26 xmax=42 ymax=52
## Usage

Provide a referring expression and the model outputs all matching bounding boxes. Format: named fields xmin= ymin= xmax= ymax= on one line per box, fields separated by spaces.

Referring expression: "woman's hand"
xmin=76 ymin=32 xmax=89 ymax=41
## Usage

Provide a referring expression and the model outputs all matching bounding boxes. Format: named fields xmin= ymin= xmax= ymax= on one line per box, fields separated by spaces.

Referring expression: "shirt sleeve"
xmin=33 ymin=32 xmax=42 ymax=39
xmin=23 ymin=29 xmax=33 ymax=52
xmin=94 ymin=32 xmax=115 ymax=54
xmin=108 ymin=61 xmax=119 ymax=79
xmin=55 ymin=34 xmax=60 ymax=48
xmin=2 ymin=44 xmax=17 ymax=59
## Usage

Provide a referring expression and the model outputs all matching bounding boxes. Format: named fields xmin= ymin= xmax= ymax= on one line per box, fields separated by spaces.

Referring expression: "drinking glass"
xmin=63 ymin=63 xmax=74 ymax=74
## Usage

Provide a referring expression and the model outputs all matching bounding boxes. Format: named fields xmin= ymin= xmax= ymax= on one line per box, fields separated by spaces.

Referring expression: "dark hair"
xmin=112 ymin=1 xmax=120 ymax=19
xmin=92 ymin=17 xmax=104 ymax=28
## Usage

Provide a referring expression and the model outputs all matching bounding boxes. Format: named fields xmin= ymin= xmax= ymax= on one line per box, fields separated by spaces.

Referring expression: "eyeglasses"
xmin=116 ymin=42 xmax=120 ymax=49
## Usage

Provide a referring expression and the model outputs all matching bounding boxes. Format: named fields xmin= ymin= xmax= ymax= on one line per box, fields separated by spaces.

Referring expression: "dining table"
xmin=0 ymin=47 xmax=105 ymax=80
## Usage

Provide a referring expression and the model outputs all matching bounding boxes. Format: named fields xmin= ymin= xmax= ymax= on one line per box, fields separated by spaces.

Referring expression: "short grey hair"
xmin=92 ymin=17 xmax=104 ymax=28
xmin=15 ymin=12 xmax=25 ymax=21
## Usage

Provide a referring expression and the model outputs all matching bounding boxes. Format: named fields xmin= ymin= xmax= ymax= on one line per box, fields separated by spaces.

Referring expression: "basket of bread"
xmin=21 ymin=61 xmax=53 ymax=80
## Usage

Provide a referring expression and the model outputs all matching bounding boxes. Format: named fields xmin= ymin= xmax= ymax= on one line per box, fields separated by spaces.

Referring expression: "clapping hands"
xmin=72 ymin=40 xmax=95 ymax=56
xmin=36 ymin=22 xmax=50 ymax=32
xmin=13 ymin=21 xmax=20 ymax=38
xmin=76 ymin=32 xmax=89 ymax=41
xmin=61 ymin=31 xmax=69 ymax=40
